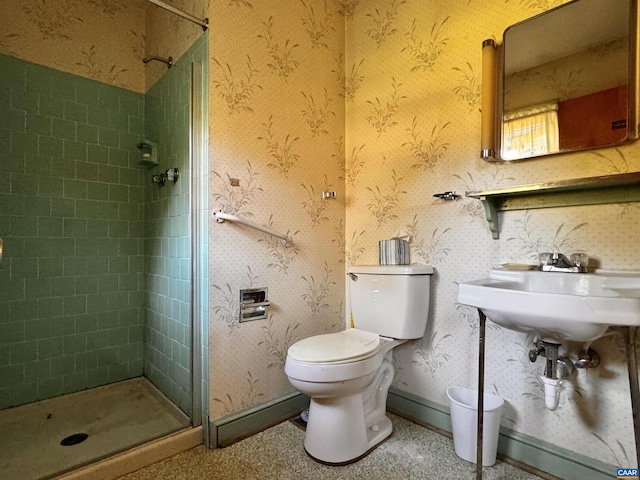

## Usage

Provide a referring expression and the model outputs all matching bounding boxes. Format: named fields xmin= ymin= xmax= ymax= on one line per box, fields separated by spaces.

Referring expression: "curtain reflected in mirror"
xmin=502 ymin=103 xmax=558 ymax=160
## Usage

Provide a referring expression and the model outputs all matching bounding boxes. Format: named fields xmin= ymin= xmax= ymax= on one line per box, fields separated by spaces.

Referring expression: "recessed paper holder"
xmin=240 ymin=288 xmax=270 ymax=322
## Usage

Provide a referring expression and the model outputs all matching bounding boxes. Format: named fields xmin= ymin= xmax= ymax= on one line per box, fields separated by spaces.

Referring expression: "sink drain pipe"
xmin=473 ymin=322 xmax=640 ymax=477
xmin=540 ymin=341 xmax=561 ymax=411
xmin=624 ymin=327 xmax=640 ymax=470
xmin=540 ymin=377 xmax=561 ymax=411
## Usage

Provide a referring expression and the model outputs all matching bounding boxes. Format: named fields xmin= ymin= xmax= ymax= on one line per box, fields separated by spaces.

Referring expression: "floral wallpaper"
xmin=0 ymin=0 xmax=205 ymax=93
xmin=344 ymin=0 xmax=640 ymax=468
xmin=0 ymin=0 xmax=145 ymax=92
xmin=144 ymin=0 xmax=208 ymax=90
xmin=208 ymin=0 xmax=346 ymax=418
xmin=2 ymin=0 xmax=639 ymax=471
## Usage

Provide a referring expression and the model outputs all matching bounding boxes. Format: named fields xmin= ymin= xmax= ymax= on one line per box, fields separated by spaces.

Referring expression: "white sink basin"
xmin=457 ymin=268 xmax=640 ymax=342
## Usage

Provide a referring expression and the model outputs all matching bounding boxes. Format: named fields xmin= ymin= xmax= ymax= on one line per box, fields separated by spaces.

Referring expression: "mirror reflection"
xmin=500 ymin=0 xmax=636 ymax=160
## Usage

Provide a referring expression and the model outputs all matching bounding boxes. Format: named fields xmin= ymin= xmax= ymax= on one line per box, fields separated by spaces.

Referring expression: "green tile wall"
xmin=142 ymin=35 xmax=208 ymax=418
xmin=0 ymin=54 xmax=146 ymax=409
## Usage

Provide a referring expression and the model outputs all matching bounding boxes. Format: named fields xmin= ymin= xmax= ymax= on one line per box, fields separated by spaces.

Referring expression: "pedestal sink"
xmin=457 ymin=268 xmax=640 ymax=342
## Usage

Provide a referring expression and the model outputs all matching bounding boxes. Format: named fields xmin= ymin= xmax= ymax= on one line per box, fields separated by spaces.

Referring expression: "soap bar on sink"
xmin=499 ymin=263 xmax=537 ymax=271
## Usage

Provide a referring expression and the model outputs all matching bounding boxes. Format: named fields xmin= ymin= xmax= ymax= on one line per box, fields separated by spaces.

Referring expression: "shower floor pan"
xmin=0 ymin=377 xmax=190 ymax=480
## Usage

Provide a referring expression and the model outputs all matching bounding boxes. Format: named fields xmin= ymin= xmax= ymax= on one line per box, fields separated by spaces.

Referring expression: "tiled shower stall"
xmin=0 ymin=18 xmax=208 ymax=477
xmin=0 ymin=54 xmax=148 ymax=407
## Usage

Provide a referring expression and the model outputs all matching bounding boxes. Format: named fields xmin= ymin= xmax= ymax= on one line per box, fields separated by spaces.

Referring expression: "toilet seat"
xmin=287 ymin=329 xmax=380 ymax=364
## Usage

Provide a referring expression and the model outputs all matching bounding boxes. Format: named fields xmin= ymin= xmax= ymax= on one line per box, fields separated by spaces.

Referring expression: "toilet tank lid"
xmin=348 ymin=265 xmax=433 ymax=275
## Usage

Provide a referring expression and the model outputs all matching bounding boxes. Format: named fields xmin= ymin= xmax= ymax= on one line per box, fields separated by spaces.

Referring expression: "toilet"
xmin=284 ymin=264 xmax=433 ymax=464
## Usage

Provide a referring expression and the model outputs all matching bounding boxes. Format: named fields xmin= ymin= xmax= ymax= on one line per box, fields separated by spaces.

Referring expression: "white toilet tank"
xmin=348 ymin=265 xmax=433 ymax=339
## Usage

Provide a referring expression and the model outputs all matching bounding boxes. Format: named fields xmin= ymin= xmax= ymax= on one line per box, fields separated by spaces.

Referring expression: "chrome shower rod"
xmin=146 ymin=0 xmax=209 ymax=31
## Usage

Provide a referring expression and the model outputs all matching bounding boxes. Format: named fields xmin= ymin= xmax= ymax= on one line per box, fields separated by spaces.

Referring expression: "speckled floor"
xmin=120 ymin=414 xmax=546 ymax=480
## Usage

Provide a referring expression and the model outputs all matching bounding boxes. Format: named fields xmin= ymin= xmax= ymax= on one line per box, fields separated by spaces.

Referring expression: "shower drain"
xmin=60 ymin=433 xmax=89 ymax=446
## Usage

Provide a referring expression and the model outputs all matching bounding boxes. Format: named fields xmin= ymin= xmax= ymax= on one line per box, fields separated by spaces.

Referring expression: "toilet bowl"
xmin=285 ymin=330 xmax=403 ymax=464
xmin=285 ymin=265 xmax=433 ymax=465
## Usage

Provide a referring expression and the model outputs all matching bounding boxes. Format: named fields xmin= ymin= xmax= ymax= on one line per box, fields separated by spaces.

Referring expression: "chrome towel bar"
xmin=212 ymin=210 xmax=292 ymax=247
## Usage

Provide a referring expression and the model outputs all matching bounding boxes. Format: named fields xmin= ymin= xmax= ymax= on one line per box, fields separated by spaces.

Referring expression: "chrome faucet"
xmin=538 ymin=252 xmax=587 ymax=273
xmin=551 ymin=253 xmax=573 ymax=268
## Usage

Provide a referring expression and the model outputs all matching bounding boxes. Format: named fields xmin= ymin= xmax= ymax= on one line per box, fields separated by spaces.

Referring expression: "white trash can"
xmin=446 ymin=386 xmax=504 ymax=466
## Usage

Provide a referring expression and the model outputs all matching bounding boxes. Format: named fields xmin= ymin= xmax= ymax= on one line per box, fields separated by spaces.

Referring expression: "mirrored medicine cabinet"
xmin=493 ymin=0 xmax=639 ymax=161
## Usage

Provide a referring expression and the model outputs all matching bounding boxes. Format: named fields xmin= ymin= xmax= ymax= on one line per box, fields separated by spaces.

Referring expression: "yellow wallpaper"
xmin=0 ymin=0 xmax=146 ymax=92
xmin=206 ymin=0 xmax=640 ymax=467
xmin=207 ymin=0 xmax=347 ymax=418
xmin=2 ymin=0 xmax=639 ymax=469
xmin=145 ymin=0 xmax=208 ymax=90
xmin=345 ymin=0 xmax=640 ymax=468
xmin=0 ymin=0 xmax=205 ymax=93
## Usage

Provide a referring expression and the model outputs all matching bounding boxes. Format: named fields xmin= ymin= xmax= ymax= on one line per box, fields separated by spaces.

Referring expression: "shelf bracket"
xmin=480 ymin=196 xmax=500 ymax=239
